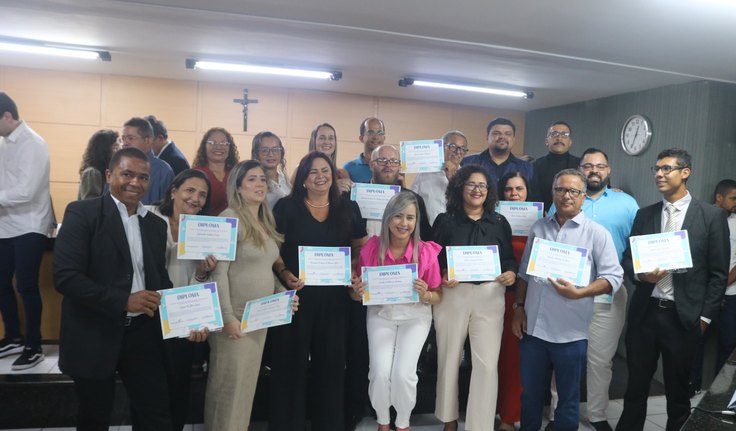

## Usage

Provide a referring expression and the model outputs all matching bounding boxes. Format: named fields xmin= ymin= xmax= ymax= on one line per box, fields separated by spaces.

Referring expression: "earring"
xmin=303 ymin=184 xmax=307 ymax=188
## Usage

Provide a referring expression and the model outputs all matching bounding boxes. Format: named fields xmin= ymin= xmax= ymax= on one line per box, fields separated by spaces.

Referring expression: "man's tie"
xmin=656 ymin=203 xmax=677 ymax=295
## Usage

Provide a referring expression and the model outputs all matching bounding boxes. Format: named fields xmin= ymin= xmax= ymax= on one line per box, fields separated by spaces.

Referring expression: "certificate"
xmin=350 ymin=183 xmax=401 ymax=219
xmin=362 ymin=264 xmax=418 ymax=305
xmin=400 ymin=139 xmax=444 ymax=173
xmin=446 ymin=245 xmax=502 ymax=282
xmin=298 ymin=246 xmax=352 ymax=286
xmin=159 ymin=282 xmax=224 ymax=339
xmin=177 ymin=214 xmax=238 ymax=261
xmin=526 ymin=238 xmax=589 ymax=286
xmin=241 ymin=290 xmax=296 ymax=333
xmin=629 ymin=230 xmax=693 ymax=274
xmin=497 ymin=201 xmax=544 ymax=236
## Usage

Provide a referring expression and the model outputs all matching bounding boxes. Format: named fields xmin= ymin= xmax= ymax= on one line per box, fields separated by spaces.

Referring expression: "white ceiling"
xmin=1 ymin=0 xmax=736 ymax=112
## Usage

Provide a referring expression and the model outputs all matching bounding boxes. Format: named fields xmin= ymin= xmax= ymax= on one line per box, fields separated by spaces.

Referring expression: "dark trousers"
xmin=164 ymin=337 xmax=195 ymax=431
xmin=344 ymin=297 xmax=369 ymax=423
xmin=519 ymin=335 xmax=587 ymax=431
xmin=0 ymin=233 xmax=46 ymax=347
xmin=269 ymin=286 xmax=348 ymax=431
xmin=717 ymin=294 xmax=736 ymax=372
xmin=617 ymin=301 xmax=698 ymax=431
xmin=73 ymin=315 xmax=172 ymax=431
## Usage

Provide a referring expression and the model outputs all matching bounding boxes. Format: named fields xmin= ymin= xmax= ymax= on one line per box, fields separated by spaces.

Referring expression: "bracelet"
xmin=424 ymin=291 xmax=433 ymax=304
xmin=195 ymin=272 xmax=209 ymax=282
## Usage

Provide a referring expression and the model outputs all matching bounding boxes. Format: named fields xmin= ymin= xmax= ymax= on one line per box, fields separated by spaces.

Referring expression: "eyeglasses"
xmin=650 ymin=165 xmax=685 ymax=175
xmin=372 ymin=157 xmax=400 ymax=167
xmin=553 ymin=187 xmax=584 ymax=197
xmin=118 ymin=135 xmax=143 ymax=144
xmin=206 ymin=140 xmax=231 ymax=147
xmin=579 ymin=163 xmax=609 ymax=170
xmin=464 ymin=182 xmax=489 ymax=191
xmin=548 ymin=131 xmax=571 ymax=139
xmin=258 ymin=147 xmax=283 ymax=156
xmin=364 ymin=130 xmax=385 ymax=136
xmin=445 ymin=143 xmax=469 ymax=154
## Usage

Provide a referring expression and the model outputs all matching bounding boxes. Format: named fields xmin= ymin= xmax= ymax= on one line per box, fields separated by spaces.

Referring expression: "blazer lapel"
xmin=102 ymin=194 xmax=133 ymax=268
xmin=652 ymin=201 xmax=663 ymax=234
xmin=680 ymin=198 xmax=700 ymax=232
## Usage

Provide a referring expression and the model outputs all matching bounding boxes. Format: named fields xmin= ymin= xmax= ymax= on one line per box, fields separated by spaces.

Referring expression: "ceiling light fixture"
xmin=186 ymin=59 xmax=342 ymax=81
xmin=0 ymin=40 xmax=111 ymax=61
xmin=398 ymin=78 xmax=533 ymax=99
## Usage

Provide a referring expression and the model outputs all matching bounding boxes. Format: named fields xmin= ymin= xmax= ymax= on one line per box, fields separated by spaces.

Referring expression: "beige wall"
xmin=1 ymin=65 xmax=526 ymax=222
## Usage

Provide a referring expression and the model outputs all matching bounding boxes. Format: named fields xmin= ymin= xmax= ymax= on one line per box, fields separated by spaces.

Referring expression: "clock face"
xmin=621 ymin=115 xmax=652 ymax=156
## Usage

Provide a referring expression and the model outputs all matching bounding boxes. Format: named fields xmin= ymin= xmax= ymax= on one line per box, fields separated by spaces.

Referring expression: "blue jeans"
xmin=0 ymin=233 xmax=47 ymax=348
xmin=519 ymin=334 xmax=587 ymax=431
xmin=717 ymin=294 xmax=736 ymax=372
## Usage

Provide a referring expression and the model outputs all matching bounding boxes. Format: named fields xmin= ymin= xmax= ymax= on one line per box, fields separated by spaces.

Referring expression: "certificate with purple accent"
xmin=362 ymin=264 xmax=418 ymax=305
xmin=400 ymin=139 xmax=444 ymax=173
xmin=629 ymin=230 xmax=693 ymax=274
xmin=298 ymin=246 xmax=352 ymax=286
xmin=526 ymin=238 xmax=589 ymax=286
xmin=446 ymin=245 xmax=501 ymax=282
xmin=497 ymin=201 xmax=544 ymax=236
xmin=177 ymin=215 xmax=238 ymax=261
xmin=159 ymin=282 xmax=224 ymax=339
xmin=241 ymin=290 xmax=296 ymax=333
xmin=350 ymin=183 xmax=401 ymax=219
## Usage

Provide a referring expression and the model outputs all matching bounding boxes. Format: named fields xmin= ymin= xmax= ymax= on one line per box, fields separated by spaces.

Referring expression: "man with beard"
xmin=548 ymin=148 xmax=639 ymax=431
xmin=461 ymin=117 xmax=533 ymax=187
xmin=344 ymin=117 xmax=386 ymax=183
xmin=530 ymin=121 xmax=580 ymax=212
xmin=714 ymin=179 xmax=736 ymax=372
xmin=411 ymin=130 xmax=466 ymax=224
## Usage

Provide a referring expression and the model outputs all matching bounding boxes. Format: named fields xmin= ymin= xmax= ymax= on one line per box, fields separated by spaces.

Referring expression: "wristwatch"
xmin=512 ymin=302 xmax=524 ymax=310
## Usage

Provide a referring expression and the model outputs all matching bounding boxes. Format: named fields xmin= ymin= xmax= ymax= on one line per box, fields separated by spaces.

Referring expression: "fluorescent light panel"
xmin=189 ymin=60 xmax=340 ymax=80
xmin=402 ymin=78 xmax=532 ymax=98
xmin=0 ymin=41 xmax=108 ymax=60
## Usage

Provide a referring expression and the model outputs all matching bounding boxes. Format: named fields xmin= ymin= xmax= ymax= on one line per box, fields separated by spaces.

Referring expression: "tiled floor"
xmin=1 ymin=346 xmax=702 ymax=430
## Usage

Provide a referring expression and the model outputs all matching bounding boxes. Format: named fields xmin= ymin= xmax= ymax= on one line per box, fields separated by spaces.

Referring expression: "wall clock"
xmin=621 ymin=114 xmax=652 ymax=156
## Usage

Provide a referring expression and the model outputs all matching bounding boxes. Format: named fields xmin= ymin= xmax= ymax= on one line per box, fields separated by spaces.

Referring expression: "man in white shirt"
xmin=714 ymin=179 xmax=736 ymax=371
xmin=0 ymin=92 xmax=54 ymax=370
xmin=410 ymin=130 xmax=465 ymax=225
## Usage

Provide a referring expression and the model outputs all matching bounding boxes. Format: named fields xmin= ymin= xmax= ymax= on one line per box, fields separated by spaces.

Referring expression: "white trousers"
xmin=549 ymin=286 xmax=628 ymax=422
xmin=367 ymin=305 xmax=432 ymax=428
xmin=433 ymin=282 xmax=505 ymax=431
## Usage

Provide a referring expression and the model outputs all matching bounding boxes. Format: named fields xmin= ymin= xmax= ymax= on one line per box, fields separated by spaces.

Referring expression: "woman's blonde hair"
xmin=226 ymin=160 xmax=283 ymax=248
xmin=378 ymin=191 xmax=420 ymax=265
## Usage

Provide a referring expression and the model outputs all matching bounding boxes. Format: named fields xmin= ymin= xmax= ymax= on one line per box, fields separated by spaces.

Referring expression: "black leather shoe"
xmin=590 ymin=420 xmax=614 ymax=431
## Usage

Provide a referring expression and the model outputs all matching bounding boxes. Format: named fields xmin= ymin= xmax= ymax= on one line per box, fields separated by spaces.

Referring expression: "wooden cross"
xmin=233 ymin=88 xmax=259 ymax=131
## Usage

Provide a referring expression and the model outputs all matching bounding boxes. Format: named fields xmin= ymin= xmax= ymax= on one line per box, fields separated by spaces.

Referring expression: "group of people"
xmin=1 ymin=87 xmax=735 ymax=431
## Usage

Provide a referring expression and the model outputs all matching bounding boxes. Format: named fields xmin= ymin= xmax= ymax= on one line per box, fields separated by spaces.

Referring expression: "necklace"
xmin=305 ymin=198 xmax=330 ymax=208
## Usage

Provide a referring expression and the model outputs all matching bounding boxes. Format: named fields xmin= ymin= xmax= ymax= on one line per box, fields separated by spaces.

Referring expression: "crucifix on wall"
xmin=233 ymin=88 xmax=259 ymax=131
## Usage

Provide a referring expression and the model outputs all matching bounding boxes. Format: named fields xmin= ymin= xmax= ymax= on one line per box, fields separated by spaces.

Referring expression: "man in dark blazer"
xmin=54 ymin=147 xmax=173 ymax=430
xmin=616 ymin=148 xmax=730 ymax=431
xmin=146 ymin=114 xmax=190 ymax=176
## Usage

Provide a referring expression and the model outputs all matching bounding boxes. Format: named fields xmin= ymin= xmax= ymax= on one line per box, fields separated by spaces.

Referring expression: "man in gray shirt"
xmin=512 ymin=169 xmax=623 ymax=431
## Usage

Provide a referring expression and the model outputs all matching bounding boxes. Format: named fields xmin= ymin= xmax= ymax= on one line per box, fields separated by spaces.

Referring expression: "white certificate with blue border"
xmin=446 ymin=245 xmax=502 ymax=282
xmin=241 ymin=290 xmax=296 ymax=333
xmin=298 ymin=246 xmax=352 ymax=286
xmin=629 ymin=230 xmax=693 ymax=274
xmin=497 ymin=201 xmax=544 ymax=236
xmin=159 ymin=282 xmax=224 ymax=339
xmin=177 ymin=214 xmax=238 ymax=261
xmin=362 ymin=264 xmax=418 ymax=305
xmin=526 ymin=238 xmax=589 ymax=286
xmin=350 ymin=183 xmax=401 ymax=220
xmin=400 ymin=139 xmax=444 ymax=173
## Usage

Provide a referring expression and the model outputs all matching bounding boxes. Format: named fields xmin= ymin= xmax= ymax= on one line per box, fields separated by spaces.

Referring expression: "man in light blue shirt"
xmin=119 ymin=117 xmax=174 ymax=205
xmin=512 ymin=169 xmax=623 ymax=431
xmin=344 ymin=117 xmax=385 ymax=183
xmin=548 ymin=148 xmax=638 ymax=431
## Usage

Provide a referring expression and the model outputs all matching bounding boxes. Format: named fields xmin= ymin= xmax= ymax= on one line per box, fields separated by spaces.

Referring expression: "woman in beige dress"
xmin=204 ymin=159 xmax=298 ymax=431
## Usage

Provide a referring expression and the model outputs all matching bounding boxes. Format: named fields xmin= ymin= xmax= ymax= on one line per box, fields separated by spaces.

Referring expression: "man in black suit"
xmin=145 ymin=115 xmax=190 ymax=176
xmin=54 ymin=147 xmax=173 ymax=430
xmin=616 ymin=148 xmax=730 ymax=431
